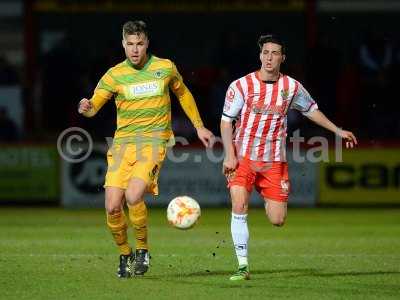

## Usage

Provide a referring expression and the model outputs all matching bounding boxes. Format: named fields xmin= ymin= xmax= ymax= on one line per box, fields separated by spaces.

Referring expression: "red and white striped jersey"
xmin=221 ymin=71 xmax=318 ymax=162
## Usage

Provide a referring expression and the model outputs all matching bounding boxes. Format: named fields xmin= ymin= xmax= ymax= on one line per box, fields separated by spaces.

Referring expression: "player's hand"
xmin=196 ymin=127 xmax=215 ymax=148
xmin=338 ymin=129 xmax=358 ymax=148
xmin=222 ymin=156 xmax=238 ymax=179
xmin=78 ymin=98 xmax=93 ymax=114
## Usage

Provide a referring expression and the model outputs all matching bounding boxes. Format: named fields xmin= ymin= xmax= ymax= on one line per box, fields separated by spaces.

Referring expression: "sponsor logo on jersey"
xmin=252 ymin=100 xmax=290 ymax=116
xmin=125 ymin=80 xmax=163 ymax=99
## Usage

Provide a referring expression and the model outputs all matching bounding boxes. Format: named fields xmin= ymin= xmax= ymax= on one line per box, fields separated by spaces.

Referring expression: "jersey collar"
xmin=126 ymin=54 xmax=153 ymax=71
xmin=255 ymin=70 xmax=282 ymax=84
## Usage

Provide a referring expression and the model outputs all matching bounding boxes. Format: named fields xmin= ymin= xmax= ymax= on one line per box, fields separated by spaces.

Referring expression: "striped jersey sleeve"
xmin=221 ymin=80 xmax=245 ymax=122
xmin=290 ymin=82 xmax=318 ymax=116
xmin=87 ymin=68 xmax=117 ymax=115
xmin=96 ymin=68 xmax=117 ymax=95
xmin=168 ymin=62 xmax=184 ymax=94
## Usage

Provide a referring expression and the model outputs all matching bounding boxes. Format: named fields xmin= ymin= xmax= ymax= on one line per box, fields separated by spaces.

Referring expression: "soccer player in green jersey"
xmin=78 ymin=20 xmax=214 ymax=277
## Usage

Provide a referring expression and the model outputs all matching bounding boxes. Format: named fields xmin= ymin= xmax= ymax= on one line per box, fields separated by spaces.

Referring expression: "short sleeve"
xmin=290 ymin=82 xmax=318 ymax=116
xmin=221 ymin=81 xmax=245 ymax=122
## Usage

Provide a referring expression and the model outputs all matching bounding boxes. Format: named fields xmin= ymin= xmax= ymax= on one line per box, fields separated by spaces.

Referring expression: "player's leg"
xmin=229 ymin=185 xmax=251 ymax=280
xmin=127 ymin=201 xmax=148 ymax=275
xmin=105 ymin=144 xmax=138 ymax=278
xmin=105 ymin=186 xmax=130 ymax=254
xmin=105 ymin=186 xmax=134 ymax=278
xmin=264 ymin=199 xmax=287 ymax=226
xmin=127 ymin=201 xmax=148 ymax=251
xmin=257 ymin=162 xmax=289 ymax=226
xmin=125 ymin=178 xmax=147 ymax=206
xmin=227 ymin=158 xmax=255 ymax=281
xmin=124 ymin=145 xmax=166 ymax=275
xmin=125 ymin=179 xmax=150 ymax=276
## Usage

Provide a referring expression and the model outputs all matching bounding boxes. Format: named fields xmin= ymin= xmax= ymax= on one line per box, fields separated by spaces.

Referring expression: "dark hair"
xmin=258 ymin=34 xmax=286 ymax=54
xmin=122 ymin=20 xmax=149 ymax=39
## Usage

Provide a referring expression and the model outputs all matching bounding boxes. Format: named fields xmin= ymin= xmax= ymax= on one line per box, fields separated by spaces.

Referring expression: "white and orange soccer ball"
xmin=167 ymin=196 xmax=201 ymax=229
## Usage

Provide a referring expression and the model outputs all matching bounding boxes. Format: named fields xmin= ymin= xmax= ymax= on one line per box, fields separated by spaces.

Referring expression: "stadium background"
xmin=1 ymin=1 xmax=400 ymax=299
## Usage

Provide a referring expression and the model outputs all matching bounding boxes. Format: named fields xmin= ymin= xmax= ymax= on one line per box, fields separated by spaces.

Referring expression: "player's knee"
xmin=105 ymin=204 xmax=121 ymax=215
xmin=272 ymin=220 xmax=285 ymax=227
xmin=232 ymin=201 xmax=248 ymax=214
xmin=268 ymin=214 xmax=286 ymax=227
xmin=105 ymin=188 xmax=124 ymax=215
xmin=125 ymin=190 xmax=141 ymax=206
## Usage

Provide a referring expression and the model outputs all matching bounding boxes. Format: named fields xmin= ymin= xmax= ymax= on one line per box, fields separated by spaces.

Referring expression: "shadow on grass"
xmin=141 ymin=268 xmax=319 ymax=289
xmin=137 ymin=268 xmax=319 ymax=283
xmin=178 ymin=268 xmax=400 ymax=279
xmin=288 ymin=270 xmax=400 ymax=278
xmin=179 ymin=269 xmax=317 ymax=277
xmin=130 ymin=268 xmax=400 ymax=291
xmin=179 ymin=268 xmax=319 ymax=277
xmin=137 ymin=268 xmax=400 ymax=285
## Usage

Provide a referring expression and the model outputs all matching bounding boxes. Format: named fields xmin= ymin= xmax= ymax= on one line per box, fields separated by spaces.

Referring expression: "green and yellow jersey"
xmin=83 ymin=55 xmax=204 ymax=145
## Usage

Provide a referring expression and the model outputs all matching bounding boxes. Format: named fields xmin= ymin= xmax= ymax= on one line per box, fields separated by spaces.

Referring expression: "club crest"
xmin=281 ymin=89 xmax=289 ymax=100
xmin=154 ymin=70 xmax=163 ymax=79
xmin=281 ymin=179 xmax=289 ymax=194
xmin=227 ymin=87 xmax=235 ymax=102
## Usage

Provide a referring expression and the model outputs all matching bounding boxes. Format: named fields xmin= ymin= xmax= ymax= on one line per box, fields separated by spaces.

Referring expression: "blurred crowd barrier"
xmin=60 ymin=145 xmax=317 ymax=208
xmin=0 ymin=143 xmax=398 ymax=207
xmin=0 ymin=145 xmax=59 ymax=204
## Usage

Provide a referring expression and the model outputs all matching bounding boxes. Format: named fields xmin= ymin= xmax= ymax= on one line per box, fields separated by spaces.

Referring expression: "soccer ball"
xmin=167 ymin=196 xmax=201 ymax=229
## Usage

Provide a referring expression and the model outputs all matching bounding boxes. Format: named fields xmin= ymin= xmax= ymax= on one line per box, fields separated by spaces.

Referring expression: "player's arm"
xmin=291 ymin=83 xmax=358 ymax=148
xmin=220 ymin=82 xmax=244 ymax=176
xmin=221 ymin=121 xmax=236 ymax=176
xmin=78 ymin=70 xmax=116 ymax=117
xmin=169 ymin=62 xmax=214 ymax=147
xmin=306 ymin=110 xmax=357 ymax=148
xmin=78 ymin=93 xmax=110 ymax=117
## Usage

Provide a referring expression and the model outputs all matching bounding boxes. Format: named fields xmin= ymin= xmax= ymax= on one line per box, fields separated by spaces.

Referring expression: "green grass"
xmin=0 ymin=207 xmax=399 ymax=300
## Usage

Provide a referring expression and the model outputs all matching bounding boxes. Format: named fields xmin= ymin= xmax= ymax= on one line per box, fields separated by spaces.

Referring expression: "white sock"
xmin=231 ymin=212 xmax=249 ymax=266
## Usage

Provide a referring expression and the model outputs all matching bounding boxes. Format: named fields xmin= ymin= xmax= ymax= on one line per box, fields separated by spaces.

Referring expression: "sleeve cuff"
xmin=221 ymin=115 xmax=234 ymax=122
xmin=302 ymin=103 xmax=318 ymax=116
xmin=193 ymin=120 xmax=204 ymax=129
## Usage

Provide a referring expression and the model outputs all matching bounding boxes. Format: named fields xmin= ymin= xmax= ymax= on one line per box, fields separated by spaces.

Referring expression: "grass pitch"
xmin=0 ymin=207 xmax=399 ymax=300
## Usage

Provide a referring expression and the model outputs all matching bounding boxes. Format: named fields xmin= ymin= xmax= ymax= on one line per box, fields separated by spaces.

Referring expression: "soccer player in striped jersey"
xmin=220 ymin=34 xmax=357 ymax=281
xmin=78 ymin=20 xmax=213 ymax=278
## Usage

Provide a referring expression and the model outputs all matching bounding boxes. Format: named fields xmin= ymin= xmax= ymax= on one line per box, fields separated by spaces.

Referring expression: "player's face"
xmin=122 ymin=33 xmax=149 ymax=67
xmin=260 ymin=42 xmax=285 ymax=73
